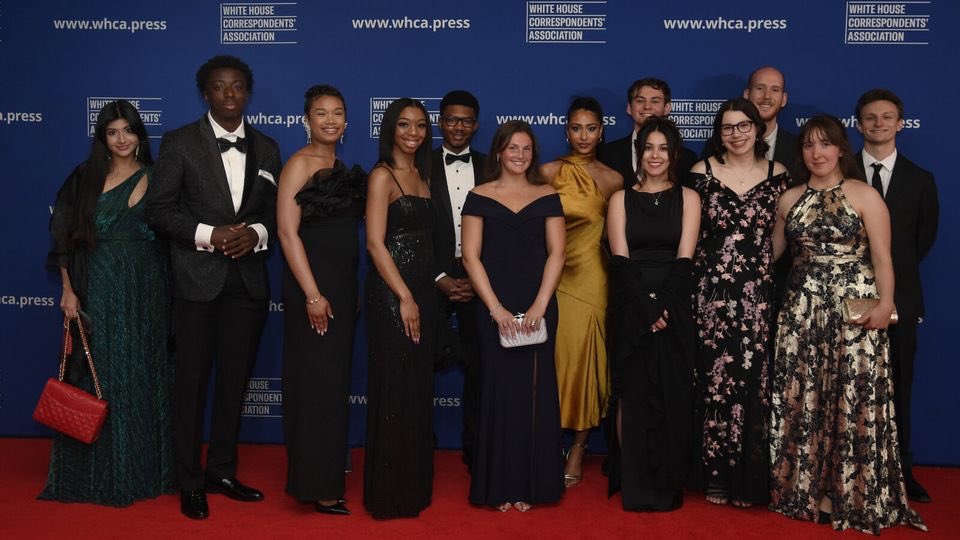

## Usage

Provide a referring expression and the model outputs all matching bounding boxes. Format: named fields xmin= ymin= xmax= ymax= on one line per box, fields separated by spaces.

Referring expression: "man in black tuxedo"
xmin=145 ymin=55 xmax=281 ymax=519
xmin=599 ymin=77 xmax=698 ymax=188
xmin=429 ymin=90 xmax=486 ymax=470
xmin=854 ymin=88 xmax=938 ymax=503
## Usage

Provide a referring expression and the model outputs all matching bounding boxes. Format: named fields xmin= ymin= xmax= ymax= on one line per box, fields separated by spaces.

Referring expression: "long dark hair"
xmin=483 ymin=120 xmax=545 ymax=185
xmin=377 ymin=98 xmax=431 ymax=180
xmin=73 ymin=100 xmax=152 ymax=250
xmin=635 ymin=116 xmax=682 ymax=186
xmin=708 ymin=97 xmax=769 ymax=161
xmin=795 ymin=115 xmax=864 ymax=184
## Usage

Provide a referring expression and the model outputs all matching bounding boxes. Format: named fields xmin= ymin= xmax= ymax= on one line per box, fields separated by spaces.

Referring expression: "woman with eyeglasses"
xmin=687 ymin=97 xmax=789 ymax=508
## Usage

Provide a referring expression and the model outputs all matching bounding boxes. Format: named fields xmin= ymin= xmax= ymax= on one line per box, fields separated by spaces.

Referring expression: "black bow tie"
xmin=217 ymin=136 xmax=247 ymax=153
xmin=445 ymin=153 xmax=470 ymax=165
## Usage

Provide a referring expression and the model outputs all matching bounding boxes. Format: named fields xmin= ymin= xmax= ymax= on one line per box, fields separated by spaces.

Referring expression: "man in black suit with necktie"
xmin=429 ymin=90 xmax=486 ymax=470
xmin=600 ymin=77 xmax=698 ymax=188
xmin=145 ymin=55 xmax=281 ymax=519
xmin=854 ymin=88 xmax=938 ymax=503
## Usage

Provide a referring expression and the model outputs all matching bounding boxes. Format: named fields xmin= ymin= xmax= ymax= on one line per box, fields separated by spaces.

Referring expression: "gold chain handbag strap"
xmin=58 ymin=315 xmax=104 ymax=400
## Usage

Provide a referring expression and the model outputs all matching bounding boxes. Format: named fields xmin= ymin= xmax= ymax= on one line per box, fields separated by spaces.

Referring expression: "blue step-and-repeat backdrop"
xmin=1 ymin=1 xmax=958 ymax=465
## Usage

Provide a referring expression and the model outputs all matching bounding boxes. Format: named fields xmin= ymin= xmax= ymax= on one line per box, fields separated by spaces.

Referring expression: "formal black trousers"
xmin=173 ymin=263 xmax=268 ymax=490
xmin=889 ymin=319 xmax=918 ymax=478
xmin=446 ymin=259 xmax=480 ymax=460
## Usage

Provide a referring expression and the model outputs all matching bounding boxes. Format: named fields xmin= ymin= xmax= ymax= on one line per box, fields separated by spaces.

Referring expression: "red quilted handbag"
xmin=32 ymin=316 xmax=108 ymax=444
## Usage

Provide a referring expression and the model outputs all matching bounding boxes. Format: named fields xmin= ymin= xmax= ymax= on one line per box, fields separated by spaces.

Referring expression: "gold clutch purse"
xmin=841 ymin=298 xmax=899 ymax=324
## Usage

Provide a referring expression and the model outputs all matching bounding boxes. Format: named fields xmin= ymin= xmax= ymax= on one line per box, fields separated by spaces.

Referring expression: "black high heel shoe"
xmin=315 ymin=501 xmax=351 ymax=515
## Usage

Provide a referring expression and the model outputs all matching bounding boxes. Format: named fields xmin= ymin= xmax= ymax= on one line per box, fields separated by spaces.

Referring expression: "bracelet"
xmin=489 ymin=303 xmax=502 ymax=317
xmin=306 ymin=295 xmax=323 ymax=305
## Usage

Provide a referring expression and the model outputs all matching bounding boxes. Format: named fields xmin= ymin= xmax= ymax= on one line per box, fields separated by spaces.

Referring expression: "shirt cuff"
xmin=195 ymin=223 xmax=215 ymax=252
xmin=435 ymin=272 xmax=447 ymax=283
xmin=249 ymin=223 xmax=268 ymax=252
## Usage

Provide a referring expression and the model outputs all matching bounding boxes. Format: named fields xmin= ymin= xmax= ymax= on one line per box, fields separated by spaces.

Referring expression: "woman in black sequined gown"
xmin=363 ymin=98 xmax=438 ymax=519
xmin=278 ymin=86 xmax=364 ymax=515
xmin=604 ymin=118 xmax=700 ymax=511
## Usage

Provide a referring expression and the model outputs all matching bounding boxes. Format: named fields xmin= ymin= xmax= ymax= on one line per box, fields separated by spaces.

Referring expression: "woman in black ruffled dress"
xmin=277 ymin=85 xmax=365 ymax=515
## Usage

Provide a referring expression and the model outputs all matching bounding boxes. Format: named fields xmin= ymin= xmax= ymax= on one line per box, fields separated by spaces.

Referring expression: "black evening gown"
xmin=606 ymin=186 xmax=695 ymax=511
xmin=464 ymin=192 xmax=565 ymax=508
xmin=41 ymin=166 xmax=174 ymax=506
xmin=363 ymin=173 xmax=438 ymax=519
xmin=689 ymin=160 xmax=787 ymax=503
xmin=282 ymin=161 xmax=365 ymax=503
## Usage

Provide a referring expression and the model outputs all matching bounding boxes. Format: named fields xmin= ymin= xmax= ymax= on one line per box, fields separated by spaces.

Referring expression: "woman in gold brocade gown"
xmin=769 ymin=115 xmax=925 ymax=534
xmin=541 ymin=97 xmax=621 ymax=486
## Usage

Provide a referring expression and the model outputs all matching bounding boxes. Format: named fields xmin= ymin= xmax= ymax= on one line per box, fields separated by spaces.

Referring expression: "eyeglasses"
xmin=442 ymin=115 xmax=476 ymax=128
xmin=719 ymin=120 xmax=754 ymax=136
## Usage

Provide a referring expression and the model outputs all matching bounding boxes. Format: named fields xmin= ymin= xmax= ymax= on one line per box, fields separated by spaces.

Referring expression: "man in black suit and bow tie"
xmin=429 ymin=90 xmax=486 ymax=470
xmin=600 ymin=77 xmax=698 ymax=188
xmin=145 ymin=55 xmax=281 ymax=519
xmin=854 ymin=88 xmax=938 ymax=503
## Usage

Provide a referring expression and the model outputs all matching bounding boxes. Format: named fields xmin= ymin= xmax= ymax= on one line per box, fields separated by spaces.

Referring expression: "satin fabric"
xmin=552 ymin=154 xmax=610 ymax=430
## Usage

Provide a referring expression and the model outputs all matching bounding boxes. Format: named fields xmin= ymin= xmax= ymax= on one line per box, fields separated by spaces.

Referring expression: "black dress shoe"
xmin=315 ymin=501 xmax=351 ymax=515
xmin=181 ymin=490 xmax=209 ymax=520
xmin=206 ymin=476 xmax=264 ymax=502
xmin=906 ymin=477 xmax=931 ymax=503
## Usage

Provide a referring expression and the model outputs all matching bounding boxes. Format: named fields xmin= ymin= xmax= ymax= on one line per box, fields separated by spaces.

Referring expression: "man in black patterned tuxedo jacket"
xmin=854 ymin=88 xmax=939 ymax=503
xmin=145 ymin=55 xmax=281 ymax=520
xmin=429 ymin=90 xmax=486 ymax=471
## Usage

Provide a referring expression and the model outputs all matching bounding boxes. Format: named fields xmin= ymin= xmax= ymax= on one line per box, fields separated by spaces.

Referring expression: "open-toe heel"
xmin=563 ymin=442 xmax=587 ymax=487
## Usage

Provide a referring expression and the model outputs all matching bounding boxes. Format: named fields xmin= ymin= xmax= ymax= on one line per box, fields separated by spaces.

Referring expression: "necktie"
xmin=217 ymin=136 xmax=247 ymax=153
xmin=445 ymin=153 xmax=470 ymax=165
xmin=870 ymin=162 xmax=884 ymax=196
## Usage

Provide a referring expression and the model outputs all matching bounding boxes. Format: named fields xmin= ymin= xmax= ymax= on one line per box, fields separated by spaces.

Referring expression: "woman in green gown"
xmin=42 ymin=100 xmax=174 ymax=506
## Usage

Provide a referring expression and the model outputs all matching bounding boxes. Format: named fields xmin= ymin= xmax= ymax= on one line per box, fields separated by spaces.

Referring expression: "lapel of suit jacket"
xmin=885 ymin=153 xmax=910 ymax=204
xmin=470 ymin=151 xmax=484 ymax=185
xmin=198 ymin=116 xmax=236 ymax=214
xmin=432 ymin=149 xmax=455 ymax=225
xmin=237 ymin=123 xmax=259 ymax=215
xmin=773 ymin=130 xmax=786 ymax=164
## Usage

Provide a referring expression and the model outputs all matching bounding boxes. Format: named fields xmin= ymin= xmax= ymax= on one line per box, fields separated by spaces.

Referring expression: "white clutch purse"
xmin=498 ymin=313 xmax=548 ymax=348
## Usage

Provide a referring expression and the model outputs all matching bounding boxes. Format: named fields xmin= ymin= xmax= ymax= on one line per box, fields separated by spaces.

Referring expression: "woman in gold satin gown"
xmin=540 ymin=97 xmax=622 ymax=486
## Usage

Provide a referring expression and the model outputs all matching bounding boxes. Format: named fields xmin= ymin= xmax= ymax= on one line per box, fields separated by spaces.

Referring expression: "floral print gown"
xmin=691 ymin=160 xmax=787 ymax=503
xmin=769 ymin=181 xmax=925 ymax=534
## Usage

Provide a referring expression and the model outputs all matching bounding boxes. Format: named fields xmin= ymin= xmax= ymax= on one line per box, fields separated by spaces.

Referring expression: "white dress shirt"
xmin=443 ymin=147 xmax=475 ymax=259
xmin=764 ymin=125 xmax=778 ymax=162
xmin=194 ymin=112 xmax=268 ymax=252
xmin=862 ymin=148 xmax=898 ymax=197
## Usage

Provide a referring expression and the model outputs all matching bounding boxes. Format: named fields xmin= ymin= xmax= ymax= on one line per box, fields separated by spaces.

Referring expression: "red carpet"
xmin=0 ymin=438 xmax=953 ymax=538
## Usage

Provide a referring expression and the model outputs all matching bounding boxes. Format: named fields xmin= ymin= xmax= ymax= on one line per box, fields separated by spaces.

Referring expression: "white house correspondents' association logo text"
xmin=86 ymin=97 xmax=163 ymax=138
xmin=221 ymin=2 xmax=298 ymax=45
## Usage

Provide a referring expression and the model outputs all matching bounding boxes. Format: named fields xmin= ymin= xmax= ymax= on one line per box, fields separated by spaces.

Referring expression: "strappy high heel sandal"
xmin=564 ymin=442 xmax=587 ymax=487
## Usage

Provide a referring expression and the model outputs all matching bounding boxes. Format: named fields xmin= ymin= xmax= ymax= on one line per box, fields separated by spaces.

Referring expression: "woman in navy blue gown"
xmin=461 ymin=121 xmax=566 ymax=512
